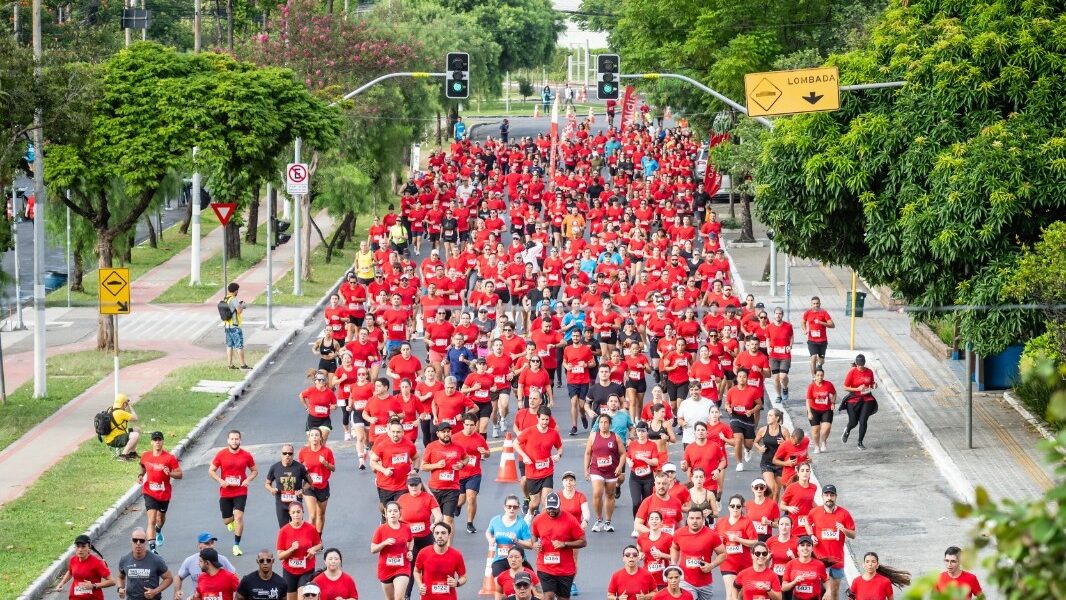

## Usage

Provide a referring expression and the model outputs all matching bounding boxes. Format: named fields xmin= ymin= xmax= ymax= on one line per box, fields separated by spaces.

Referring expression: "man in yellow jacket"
xmin=104 ymin=393 xmax=142 ymax=460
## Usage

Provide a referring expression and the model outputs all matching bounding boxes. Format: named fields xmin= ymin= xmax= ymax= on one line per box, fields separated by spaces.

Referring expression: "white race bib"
xmin=314 ymin=405 xmax=329 ymax=416
xmin=148 ymin=481 xmax=166 ymax=492
xmin=475 ymin=390 xmax=489 ymax=399
xmin=438 ymin=470 xmax=455 ymax=481
xmin=494 ymin=375 xmax=506 ymax=384
xmin=386 ymin=555 xmax=404 ymax=566
xmin=534 ymin=460 xmax=550 ymax=470
xmin=73 ymin=583 xmax=93 ymax=596
xmin=288 ymin=557 xmax=306 ymax=569
xmin=543 ymin=553 xmax=561 ymax=565
xmin=774 ymin=564 xmax=785 ymax=576
xmin=310 ymin=473 xmax=323 ymax=484
xmin=797 ymin=585 xmax=814 ymax=594
xmin=630 ymin=370 xmax=642 ymax=379
xmin=647 ymin=560 xmax=664 ymax=573
xmin=281 ymin=492 xmax=296 ymax=503
xmin=634 ymin=466 xmax=651 ymax=477
xmin=391 ymin=454 xmax=408 ymax=465
xmin=596 ymin=457 xmax=613 ymax=468
xmin=754 ymin=522 xmax=768 ymax=535
xmin=774 ymin=346 xmax=788 ymax=354
xmin=496 ymin=543 xmax=512 ymax=557
xmin=351 ymin=400 xmax=367 ymax=411
xmin=821 ymin=529 xmax=839 ymax=540
xmin=538 ymin=350 xmax=550 ymax=357
xmin=726 ymin=544 xmax=743 ymax=554
xmin=410 ymin=522 xmax=425 ymax=534
xmin=811 ymin=330 xmax=821 ymax=339
xmin=571 ymin=366 xmax=583 ymax=373
xmin=392 ymin=324 xmax=404 ymax=332
xmin=431 ymin=584 xmax=451 ymax=594
xmin=701 ymin=381 xmax=714 ymax=389
xmin=797 ymin=516 xmax=808 ymax=527
xmin=225 ymin=476 xmax=241 ymax=485
xmin=685 ymin=557 xmax=702 ymax=568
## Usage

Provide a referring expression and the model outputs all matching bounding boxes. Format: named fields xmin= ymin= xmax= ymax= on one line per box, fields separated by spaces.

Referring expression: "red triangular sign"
xmin=211 ymin=202 xmax=238 ymax=226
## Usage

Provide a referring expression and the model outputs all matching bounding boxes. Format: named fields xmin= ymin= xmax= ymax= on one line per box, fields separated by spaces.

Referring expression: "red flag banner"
xmin=620 ymin=85 xmax=637 ymax=130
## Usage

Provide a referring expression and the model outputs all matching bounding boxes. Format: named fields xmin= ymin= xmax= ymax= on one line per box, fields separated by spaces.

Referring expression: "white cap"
xmin=301 ymin=584 xmax=321 ymax=596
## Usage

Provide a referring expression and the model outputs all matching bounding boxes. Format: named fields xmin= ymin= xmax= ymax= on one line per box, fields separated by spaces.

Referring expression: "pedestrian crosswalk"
xmin=115 ymin=311 xmax=218 ymax=341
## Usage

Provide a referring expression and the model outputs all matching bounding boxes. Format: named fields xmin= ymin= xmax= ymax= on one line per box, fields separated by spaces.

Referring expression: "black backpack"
xmin=217 ymin=298 xmax=234 ymax=322
xmin=93 ymin=407 xmax=116 ymax=440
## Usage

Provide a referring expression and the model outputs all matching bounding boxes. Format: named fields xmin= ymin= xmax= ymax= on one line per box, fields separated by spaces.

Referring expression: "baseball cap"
xmin=301 ymin=584 xmax=321 ymax=597
xmin=514 ymin=571 xmax=533 ymax=587
xmin=436 ymin=421 xmax=453 ymax=430
xmin=662 ymin=463 xmax=677 ymax=473
xmin=199 ymin=547 xmax=223 ymax=568
xmin=74 ymin=534 xmax=91 ymax=546
xmin=751 ymin=479 xmax=767 ymax=489
xmin=562 ymin=470 xmax=577 ymax=480
xmin=197 ymin=532 xmax=218 ymax=544
xmin=545 ymin=492 xmax=561 ymax=510
xmin=822 ymin=484 xmax=838 ymax=494
xmin=150 ymin=431 xmax=164 ymax=441
xmin=406 ymin=474 xmax=422 ymax=485
xmin=798 ymin=535 xmax=815 ymax=545
xmin=635 ymin=421 xmax=649 ymax=431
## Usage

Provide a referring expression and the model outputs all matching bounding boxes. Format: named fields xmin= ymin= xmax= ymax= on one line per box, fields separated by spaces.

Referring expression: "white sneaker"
xmin=343 ymin=430 xmax=352 ymax=442
xmin=591 ymin=520 xmax=603 ymax=532
xmin=744 ymin=449 xmax=752 ymax=463
xmin=491 ymin=424 xmax=499 ymax=438
xmin=631 ymin=529 xmax=639 ymax=538
xmin=736 ymin=463 xmax=744 ymax=472
xmin=812 ymin=446 xmax=820 ymax=454
xmin=821 ymin=442 xmax=828 ymax=452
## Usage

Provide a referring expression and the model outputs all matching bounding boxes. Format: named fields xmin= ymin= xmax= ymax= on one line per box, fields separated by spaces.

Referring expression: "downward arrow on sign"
xmin=803 ymin=92 xmax=824 ymax=105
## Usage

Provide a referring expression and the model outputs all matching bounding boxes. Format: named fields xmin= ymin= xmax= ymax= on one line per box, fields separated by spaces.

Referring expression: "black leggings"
xmin=629 ymin=474 xmax=655 ymax=517
xmin=844 ymin=400 xmax=878 ymax=443
xmin=421 ymin=419 xmax=433 ymax=448
xmin=406 ymin=534 xmax=434 ymax=597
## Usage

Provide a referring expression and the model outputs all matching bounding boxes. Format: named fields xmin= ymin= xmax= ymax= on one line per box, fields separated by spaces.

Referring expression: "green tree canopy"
xmin=755 ymin=0 xmax=1066 ymax=355
xmin=439 ymin=0 xmax=563 ymax=76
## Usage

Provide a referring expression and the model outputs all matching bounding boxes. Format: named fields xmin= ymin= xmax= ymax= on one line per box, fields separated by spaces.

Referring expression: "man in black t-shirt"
xmin=235 ymin=550 xmax=287 ymax=600
xmin=585 ymin=365 xmax=625 ymax=421
xmin=264 ymin=445 xmax=310 ymax=527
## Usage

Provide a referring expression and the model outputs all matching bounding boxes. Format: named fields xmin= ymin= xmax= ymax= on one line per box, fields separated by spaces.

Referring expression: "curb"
xmin=723 ymin=245 xmax=862 ymax=585
xmin=867 ymin=351 xmax=975 ymax=503
xmin=1001 ymin=390 xmax=1057 ymax=442
xmin=22 ymin=275 xmax=340 ymax=600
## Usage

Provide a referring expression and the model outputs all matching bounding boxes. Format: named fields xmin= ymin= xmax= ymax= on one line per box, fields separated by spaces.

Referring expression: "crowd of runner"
xmin=55 ymin=112 xmax=984 ymax=600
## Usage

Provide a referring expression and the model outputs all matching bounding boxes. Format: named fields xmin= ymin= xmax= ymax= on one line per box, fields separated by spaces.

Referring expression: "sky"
xmin=553 ymin=0 xmax=609 ymax=48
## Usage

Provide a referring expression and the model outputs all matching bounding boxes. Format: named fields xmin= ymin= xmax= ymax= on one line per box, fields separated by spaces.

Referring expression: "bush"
xmin=517 ymin=77 xmax=534 ymax=101
xmin=1015 ymin=333 xmax=1063 ymax=430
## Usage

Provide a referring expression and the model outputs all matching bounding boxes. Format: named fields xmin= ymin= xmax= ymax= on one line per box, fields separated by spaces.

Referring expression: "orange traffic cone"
xmin=478 ymin=545 xmax=496 ymax=596
xmin=533 ymin=104 xmax=541 ymax=118
xmin=495 ymin=433 xmax=519 ymax=483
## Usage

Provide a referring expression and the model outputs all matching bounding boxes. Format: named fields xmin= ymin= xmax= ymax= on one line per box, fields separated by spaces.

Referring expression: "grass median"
xmin=153 ymin=224 xmax=267 ymax=304
xmin=0 ymin=349 xmax=165 ymax=453
xmin=46 ymin=220 xmax=221 ymax=308
xmin=0 ymin=350 xmax=264 ymax=599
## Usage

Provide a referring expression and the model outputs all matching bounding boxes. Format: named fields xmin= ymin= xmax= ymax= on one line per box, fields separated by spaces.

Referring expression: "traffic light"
xmin=273 ymin=218 xmax=291 ymax=249
xmin=597 ymin=54 xmax=620 ymax=100
xmin=446 ymin=52 xmax=469 ymax=99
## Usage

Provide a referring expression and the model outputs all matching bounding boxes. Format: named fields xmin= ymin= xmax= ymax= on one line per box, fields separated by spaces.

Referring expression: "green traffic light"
xmin=453 ymin=82 xmax=463 ymax=91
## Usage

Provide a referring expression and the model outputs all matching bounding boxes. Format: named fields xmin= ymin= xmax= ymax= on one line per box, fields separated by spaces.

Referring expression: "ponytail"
xmin=90 ymin=543 xmax=105 ymax=560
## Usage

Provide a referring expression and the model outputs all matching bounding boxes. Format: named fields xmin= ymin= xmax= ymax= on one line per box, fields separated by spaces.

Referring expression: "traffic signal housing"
xmin=272 ymin=218 xmax=291 ymax=249
xmin=446 ymin=52 xmax=469 ymax=99
xmin=597 ymin=54 xmax=620 ymax=100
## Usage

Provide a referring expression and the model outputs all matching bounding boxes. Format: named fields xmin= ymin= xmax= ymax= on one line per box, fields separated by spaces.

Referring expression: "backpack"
xmin=217 ymin=297 xmax=234 ymax=322
xmin=93 ymin=407 xmax=116 ymax=440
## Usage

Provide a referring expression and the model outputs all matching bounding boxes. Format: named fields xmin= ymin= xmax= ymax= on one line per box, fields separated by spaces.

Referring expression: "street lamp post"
xmin=31 ymin=0 xmax=46 ymax=398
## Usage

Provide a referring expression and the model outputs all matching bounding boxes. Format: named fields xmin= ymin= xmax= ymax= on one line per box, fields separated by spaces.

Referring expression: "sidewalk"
xmin=724 ymin=219 xmax=1055 ymax=582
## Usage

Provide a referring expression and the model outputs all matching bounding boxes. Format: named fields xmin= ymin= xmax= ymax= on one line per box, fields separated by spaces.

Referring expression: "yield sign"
xmin=211 ymin=202 xmax=238 ymax=226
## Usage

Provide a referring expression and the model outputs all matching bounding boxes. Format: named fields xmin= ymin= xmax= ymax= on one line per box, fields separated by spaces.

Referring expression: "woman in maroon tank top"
xmin=584 ymin=413 xmax=625 ymax=532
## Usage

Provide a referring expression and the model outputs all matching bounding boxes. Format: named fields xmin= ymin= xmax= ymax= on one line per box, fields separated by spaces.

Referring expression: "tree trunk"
xmin=245 ymin=187 xmax=260 ymax=244
xmin=96 ymin=233 xmax=116 ymax=351
xmin=71 ymin=251 xmax=85 ymax=292
xmin=225 ymin=221 xmax=241 ymax=261
xmin=301 ymin=198 xmax=312 ymax=279
xmin=145 ymin=214 xmax=157 ymax=248
xmin=180 ymin=199 xmax=192 ymax=235
xmin=728 ymin=186 xmax=737 ymax=221
xmin=323 ymin=211 xmax=352 ymax=263
xmin=436 ymin=110 xmax=442 ymax=146
xmin=123 ymin=230 xmax=134 ymax=264
xmin=226 ymin=0 xmax=234 ymax=50
xmin=763 ymin=251 xmax=772 ymax=282
xmin=737 ymin=191 xmax=755 ymax=243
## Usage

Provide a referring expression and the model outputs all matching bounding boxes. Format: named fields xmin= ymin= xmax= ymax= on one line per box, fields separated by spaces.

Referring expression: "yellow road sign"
xmin=744 ymin=67 xmax=840 ymax=117
xmin=98 ymin=268 xmax=131 ymax=315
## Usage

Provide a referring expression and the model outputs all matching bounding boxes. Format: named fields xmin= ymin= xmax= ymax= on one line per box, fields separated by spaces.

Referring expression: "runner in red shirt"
xmin=724 ymin=370 xmax=763 ymax=471
xmin=196 ymin=549 xmax=241 ymax=600
xmin=804 ymin=485 xmax=856 ymax=600
xmin=935 ymin=546 xmax=982 ymax=599
xmin=370 ymin=420 xmax=420 ymax=509
xmin=54 ymin=535 xmax=113 ymax=600
xmin=297 ymin=429 xmax=335 ymax=533
xmin=371 ymin=501 xmax=414 ymax=600
xmin=300 ymin=371 xmax=337 ymax=442
xmin=765 ymin=308 xmax=794 ymax=404
xmin=531 ymin=493 xmax=587 ymax=599
xmin=562 ymin=336 xmax=596 ymax=436
xmin=209 ymin=430 xmax=257 ymax=557
xmin=323 ymin=294 xmax=351 ymax=343
xmin=276 ymin=503 xmax=323 ymax=597
xmin=515 ymin=409 xmax=563 ymax=515
xmin=414 ymin=523 xmax=468 ymax=600
xmin=634 ymin=474 xmax=685 ymax=536
xmin=781 ymin=536 xmax=828 ymax=600
xmin=671 ymin=508 xmax=727 ymax=596
xmin=800 ymin=297 xmax=834 ymax=376
xmin=607 ymin=545 xmax=658 ymax=600
xmin=849 ymin=553 xmax=907 ymax=600
xmin=398 ymin=475 xmax=443 ymax=562
xmin=779 ymin=462 xmax=817 ymax=531
xmin=311 ymin=549 xmax=360 ymax=600
xmin=451 ymin=413 xmax=490 ymax=534
xmin=654 ymin=566 xmax=694 ymax=600
xmin=732 ymin=542 xmax=781 ymax=600
xmin=388 ymin=343 xmax=423 ymax=389
xmin=805 ymin=368 xmax=837 ymax=453
xmin=138 ymin=431 xmax=182 ymax=552
xmin=421 ymin=422 xmax=468 ymax=526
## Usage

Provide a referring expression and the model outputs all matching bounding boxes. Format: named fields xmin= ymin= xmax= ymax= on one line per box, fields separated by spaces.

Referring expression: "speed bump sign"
xmin=99 ymin=268 xmax=131 ymax=314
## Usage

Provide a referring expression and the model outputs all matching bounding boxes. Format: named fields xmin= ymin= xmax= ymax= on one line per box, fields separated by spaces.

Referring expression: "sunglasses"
xmin=258 ymin=558 xmax=274 ymax=564
xmin=753 ymin=551 xmax=769 ymax=557
xmin=132 ymin=538 xmax=147 ymax=544
xmin=515 ymin=583 xmax=531 ymax=589
xmin=282 ymin=451 xmax=294 ymax=456
xmin=729 ymin=504 xmax=743 ymax=509
xmin=624 ymin=552 xmax=639 ymax=558
xmin=530 ymin=359 xmax=541 ymax=363
xmin=505 ymin=504 xmax=520 ymax=509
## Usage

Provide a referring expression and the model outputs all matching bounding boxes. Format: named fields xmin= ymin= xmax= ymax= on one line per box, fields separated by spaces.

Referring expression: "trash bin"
xmin=845 ymin=291 xmax=866 ymax=317
xmin=43 ymin=271 xmax=68 ymax=292
xmin=980 ymin=344 xmax=1023 ymax=391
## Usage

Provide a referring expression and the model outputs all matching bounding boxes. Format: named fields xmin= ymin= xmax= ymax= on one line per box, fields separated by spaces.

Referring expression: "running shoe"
xmin=522 ymin=498 xmax=530 ymax=513
xmin=631 ymin=529 xmax=639 ymax=538
xmin=603 ymin=521 xmax=615 ymax=532
xmin=466 ymin=522 xmax=477 ymax=534
xmin=232 ymin=544 xmax=243 ymax=557
xmin=841 ymin=430 xmax=850 ymax=444
xmin=571 ymin=582 xmax=580 ymax=596
xmin=149 ymin=541 xmax=157 ymax=554
xmin=736 ymin=463 xmax=744 ymax=472
xmin=782 ymin=389 xmax=790 ymax=402
xmin=820 ymin=442 xmax=828 ymax=452
xmin=580 ymin=414 xmax=588 ymax=430
xmin=857 ymin=442 xmax=866 ymax=450
xmin=492 ymin=424 xmax=499 ymax=439
xmin=569 ymin=426 xmax=578 ymax=437
xmin=743 ymin=449 xmax=751 ymax=463
xmin=614 ymin=486 xmax=621 ymax=500
xmin=812 ymin=446 xmax=821 ymax=454
xmin=227 ymin=521 xmax=235 ymax=532
xmin=774 ymin=396 xmax=782 ymax=405
xmin=591 ymin=520 xmax=603 ymax=532
xmin=358 ymin=458 xmax=367 ymax=471
xmin=155 ymin=531 xmax=164 ymax=547
xmin=343 ymin=430 xmax=352 ymax=442
xmin=239 ymin=364 xmax=251 ymax=370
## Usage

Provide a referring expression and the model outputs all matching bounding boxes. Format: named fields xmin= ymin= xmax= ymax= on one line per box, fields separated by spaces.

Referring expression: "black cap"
xmin=200 ymin=547 xmax=223 ymax=568
xmin=406 ymin=474 xmax=422 ymax=485
xmin=545 ymin=492 xmax=561 ymax=509
xmin=798 ymin=535 xmax=815 ymax=545
xmin=635 ymin=421 xmax=649 ymax=430
xmin=436 ymin=421 xmax=453 ymax=430
xmin=822 ymin=484 xmax=838 ymax=495
xmin=514 ymin=572 xmax=533 ymax=586
xmin=150 ymin=431 xmax=164 ymax=441
xmin=74 ymin=534 xmax=91 ymax=546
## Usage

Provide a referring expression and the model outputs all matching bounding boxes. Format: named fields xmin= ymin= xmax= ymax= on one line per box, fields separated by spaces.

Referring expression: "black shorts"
xmin=460 ymin=474 xmax=482 ymax=494
xmin=497 ymin=289 xmax=512 ymax=304
xmin=491 ymin=559 xmax=510 ymax=577
xmin=348 ymin=314 xmax=366 ymax=327
xmin=527 ymin=475 xmax=554 ymax=496
xmin=459 ymin=231 xmax=471 ymax=243
xmin=411 ymin=229 xmax=423 ymax=239
xmin=490 ymin=388 xmax=505 ymax=403
xmin=219 ymin=495 xmax=248 ymax=519
xmin=429 ymin=232 xmax=441 ymax=243
xmin=761 ymin=464 xmax=782 ymax=477
xmin=598 ymin=332 xmax=617 ymax=345
xmin=625 ymin=379 xmax=647 ymax=394
xmin=730 ymin=417 xmax=756 ymax=440
xmin=377 ymin=488 xmax=404 ymax=505
xmin=432 ymin=488 xmax=461 ymax=516
xmin=809 ymin=409 xmax=834 ymax=425
xmin=443 ymin=231 xmax=457 ymax=243
xmin=306 ymin=415 xmax=333 ymax=431
xmin=648 ymin=338 xmax=661 ymax=359
xmin=807 ymin=341 xmax=828 ymax=358
xmin=769 ymin=358 xmax=792 ymax=374
xmin=282 ymin=570 xmax=314 ymax=593
xmin=475 ymin=401 xmax=494 ymax=419
xmin=307 ymin=485 xmax=330 ymax=502
xmin=566 ymin=383 xmax=589 ymax=399
xmin=144 ymin=495 xmax=169 ymax=513
xmin=511 ymin=294 xmax=525 ymax=307
xmin=539 ymin=572 xmax=575 ymax=598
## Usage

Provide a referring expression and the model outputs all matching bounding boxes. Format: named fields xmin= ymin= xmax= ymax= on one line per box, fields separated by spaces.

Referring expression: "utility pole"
xmin=293 ymin=137 xmax=302 ymax=296
xmin=189 ymin=2 xmax=201 ymax=284
xmin=12 ymin=2 xmax=19 ymax=42
xmin=124 ymin=0 xmax=131 ymax=46
xmin=193 ymin=0 xmax=201 ymax=53
xmin=32 ymin=0 xmax=46 ymax=398
xmin=141 ymin=0 xmax=147 ymax=41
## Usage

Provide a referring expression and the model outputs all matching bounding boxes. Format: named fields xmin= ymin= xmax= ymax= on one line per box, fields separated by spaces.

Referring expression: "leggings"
xmin=406 ymin=534 xmax=434 ymax=598
xmin=629 ymin=474 xmax=655 ymax=517
xmin=341 ymin=408 xmax=352 ymax=428
xmin=664 ymin=380 xmax=690 ymax=404
xmin=421 ymin=419 xmax=433 ymax=448
xmin=844 ymin=400 xmax=878 ymax=443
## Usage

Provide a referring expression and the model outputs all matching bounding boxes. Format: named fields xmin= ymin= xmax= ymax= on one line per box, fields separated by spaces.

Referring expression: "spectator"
xmin=104 ymin=393 xmax=141 ymax=460
xmin=223 ymin=282 xmax=250 ymax=370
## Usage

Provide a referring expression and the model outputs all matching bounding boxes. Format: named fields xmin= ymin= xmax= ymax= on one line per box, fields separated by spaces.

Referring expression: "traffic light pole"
xmin=336 ymin=72 xmax=446 ymax=103
xmin=265 ymin=182 xmax=274 ymax=330
xmin=620 ymin=73 xmax=775 ymax=129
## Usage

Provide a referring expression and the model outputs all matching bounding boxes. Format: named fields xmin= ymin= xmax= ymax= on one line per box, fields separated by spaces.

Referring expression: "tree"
xmin=518 ymin=76 xmax=534 ymax=101
xmin=438 ymin=0 xmax=563 ymax=80
xmin=1006 ymin=221 xmax=1066 ymax=362
xmin=755 ymin=0 xmax=1063 ymax=356
xmin=710 ymin=119 xmax=766 ymax=243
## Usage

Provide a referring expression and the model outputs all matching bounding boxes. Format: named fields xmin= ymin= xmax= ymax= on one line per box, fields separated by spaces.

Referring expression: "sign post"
xmin=210 ymin=202 xmax=238 ymax=290
xmin=287 ymin=156 xmax=308 ymax=296
xmin=744 ymin=67 xmax=840 ymax=118
xmin=99 ymin=267 xmax=131 ymax=399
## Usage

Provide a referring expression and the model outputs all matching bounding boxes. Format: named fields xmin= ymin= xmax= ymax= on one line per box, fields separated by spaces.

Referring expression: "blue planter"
xmin=975 ymin=344 xmax=1023 ymax=391
xmin=43 ymin=271 xmax=68 ymax=292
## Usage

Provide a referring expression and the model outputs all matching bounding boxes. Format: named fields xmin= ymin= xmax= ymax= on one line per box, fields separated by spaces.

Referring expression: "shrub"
xmin=1015 ymin=333 xmax=1063 ymax=430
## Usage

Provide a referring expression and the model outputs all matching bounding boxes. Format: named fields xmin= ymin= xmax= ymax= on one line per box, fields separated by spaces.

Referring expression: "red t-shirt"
xmin=802 ymin=309 xmax=831 ymax=342
xmin=66 ymin=554 xmax=110 ymax=600
xmin=716 ymin=517 xmax=757 ymax=573
xmin=766 ymin=322 xmax=794 ymax=359
xmin=373 ymin=523 xmax=413 ymax=580
xmin=298 ymin=445 xmax=335 ymax=490
xmin=195 ymin=568 xmax=240 ymax=600
xmin=636 ymin=494 xmax=684 ymax=533
xmin=432 ymin=391 xmax=475 ymax=425
xmin=140 ymin=450 xmax=180 ymax=501
xmin=484 ymin=353 xmax=513 ymax=391
xmin=725 ymin=385 xmax=762 ymax=418
xmin=806 ymin=381 xmax=836 ymax=411
xmin=398 ymin=491 xmax=440 ymax=538
xmin=381 ymin=308 xmax=410 ymax=341
xmin=934 ymin=571 xmax=983 ymax=599
xmin=850 ymin=574 xmax=894 ymax=600
xmin=733 ymin=566 xmax=782 ymax=600
xmin=783 ymin=558 xmax=828 ymax=600
xmin=518 ymin=368 xmax=552 ymax=399
xmin=531 ymin=510 xmax=585 ymax=576
xmin=745 ymin=498 xmax=781 ymax=538
xmin=312 ymin=571 xmax=360 ymax=600
xmin=517 ymin=426 xmax=562 ymax=479
xmin=276 ymin=522 xmax=322 ymax=575
xmin=372 ymin=436 xmax=418 ymax=491
xmin=672 ymin=526 xmax=722 ymax=587
xmin=562 ymin=345 xmax=595 ymax=384
xmin=389 ymin=354 xmax=422 ymax=387
xmin=414 ymin=546 xmax=467 ymax=600
xmin=806 ymin=506 xmax=855 ymax=569
xmin=211 ymin=448 xmax=255 ymax=499
xmin=452 ymin=430 xmax=488 ymax=479
xmin=843 ymin=367 xmax=876 ymax=401
xmin=683 ymin=441 xmax=726 ymax=477
xmin=781 ymin=482 xmax=818 ymax=529
xmin=494 ymin=568 xmax=540 ymax=597
xmin=302 ymin=386 xmax=336 ymax=419
xmin=422 ymin=440 xmax=467 ymax=491
xmin=637 ymin=531 xmax=674 ymax=580
xmin=608 ymin=567 xmax=659 ymax=598
xmin=653 ymin=588 xmax=694 ymax=600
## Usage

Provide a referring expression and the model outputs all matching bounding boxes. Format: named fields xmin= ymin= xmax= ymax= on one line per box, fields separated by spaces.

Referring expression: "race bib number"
xmin=391 ymin=454 xmax=408 ymax=465
xmin=431 ymin=584 xmax=451 ymax=594
xmin=754 ymin=522 xmax=768 ymax=535
xmin=494 ymin=376 xmax=506 ymax=384
xmin=497 ymin=543 xmax=512 ymax=557
xmin=310 ymin=473 xmax=323 ymax=484
xmin=403 ymin=422 xmax=415 ymax=431
xmin=630 ymin=370 xmax=642 ymax=379
xmin=726 ymin=544 xmax=743 ymax=554
xmin=663 ymin=526 xmax=674 ymax=535
xmin=685 ymin=557 xmax=703 ymax=568
xmin=797 ymin=516 xmax=808 ymax=527
xmin=314 ymin=405 xmax=329 ymax=416
xmin=73 ymin=583 xmax=93 ymax=596
xmin=288 ymin=557 xmax=306 ymax=569
xmin=148 ymin=481 xmax=166 ymax=492
xmin=337 ymin=395 xmax=347 ymax=407
xmin=386 ymin=555 xmax=404 ymax=567
xmin=538 ymin=350 xmax=550 ymax=357
xmin=352 ymin=400 xmax=367 ymax=411
xmin=596 ymin=457 xmax=613 ymax=468
xmin=392 ymin=324 xmax=404 ymax=332
xmin=647 ymin=560 xmax=664 ymax=573
xmin=225 ymin=476 xmax=241 ymax=485
xmin=774 ymin=346 xmax=788 ymax=354
xmin=410 ymin=522 xmax=425 ymax=534
xmin=281 ymin=492 xmax=297 ymax=503
xmin=797 ymin=585 xmax=814 ymax=594
xmin=571 ymin=366 xmax=583 ymax=373
xmin=475 ymin=390 xmax=489 ymax=399
xmin=811 ymin=330 xmax=821 ymax=339
xmin=534 ymin=460 xmax=550 ymax=470
xmin=543 ymin=553 xmax=561 ymax=565
xmin=331 ymin=323 xmax=343 ymax=331
xmin=634 ymin=466 xmax=651 ymax=477
xmin=203 ymin=595 xmax=223 ymax=600
xmin=438 ymin=470 xmax=455 ymax=481
xmin=821 ymin=529 xmax=840 ymax=540
xmin=374 ymin=425 xmax=387 ymax=437
xmin=774 ymin=565 xmax=786 ymax=577
xmin=701 ymin=381 xmax=714 ymax=389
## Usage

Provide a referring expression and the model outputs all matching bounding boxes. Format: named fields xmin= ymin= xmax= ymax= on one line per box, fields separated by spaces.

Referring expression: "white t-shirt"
xmin=676 ymin=398 xmax=714 ymax=444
